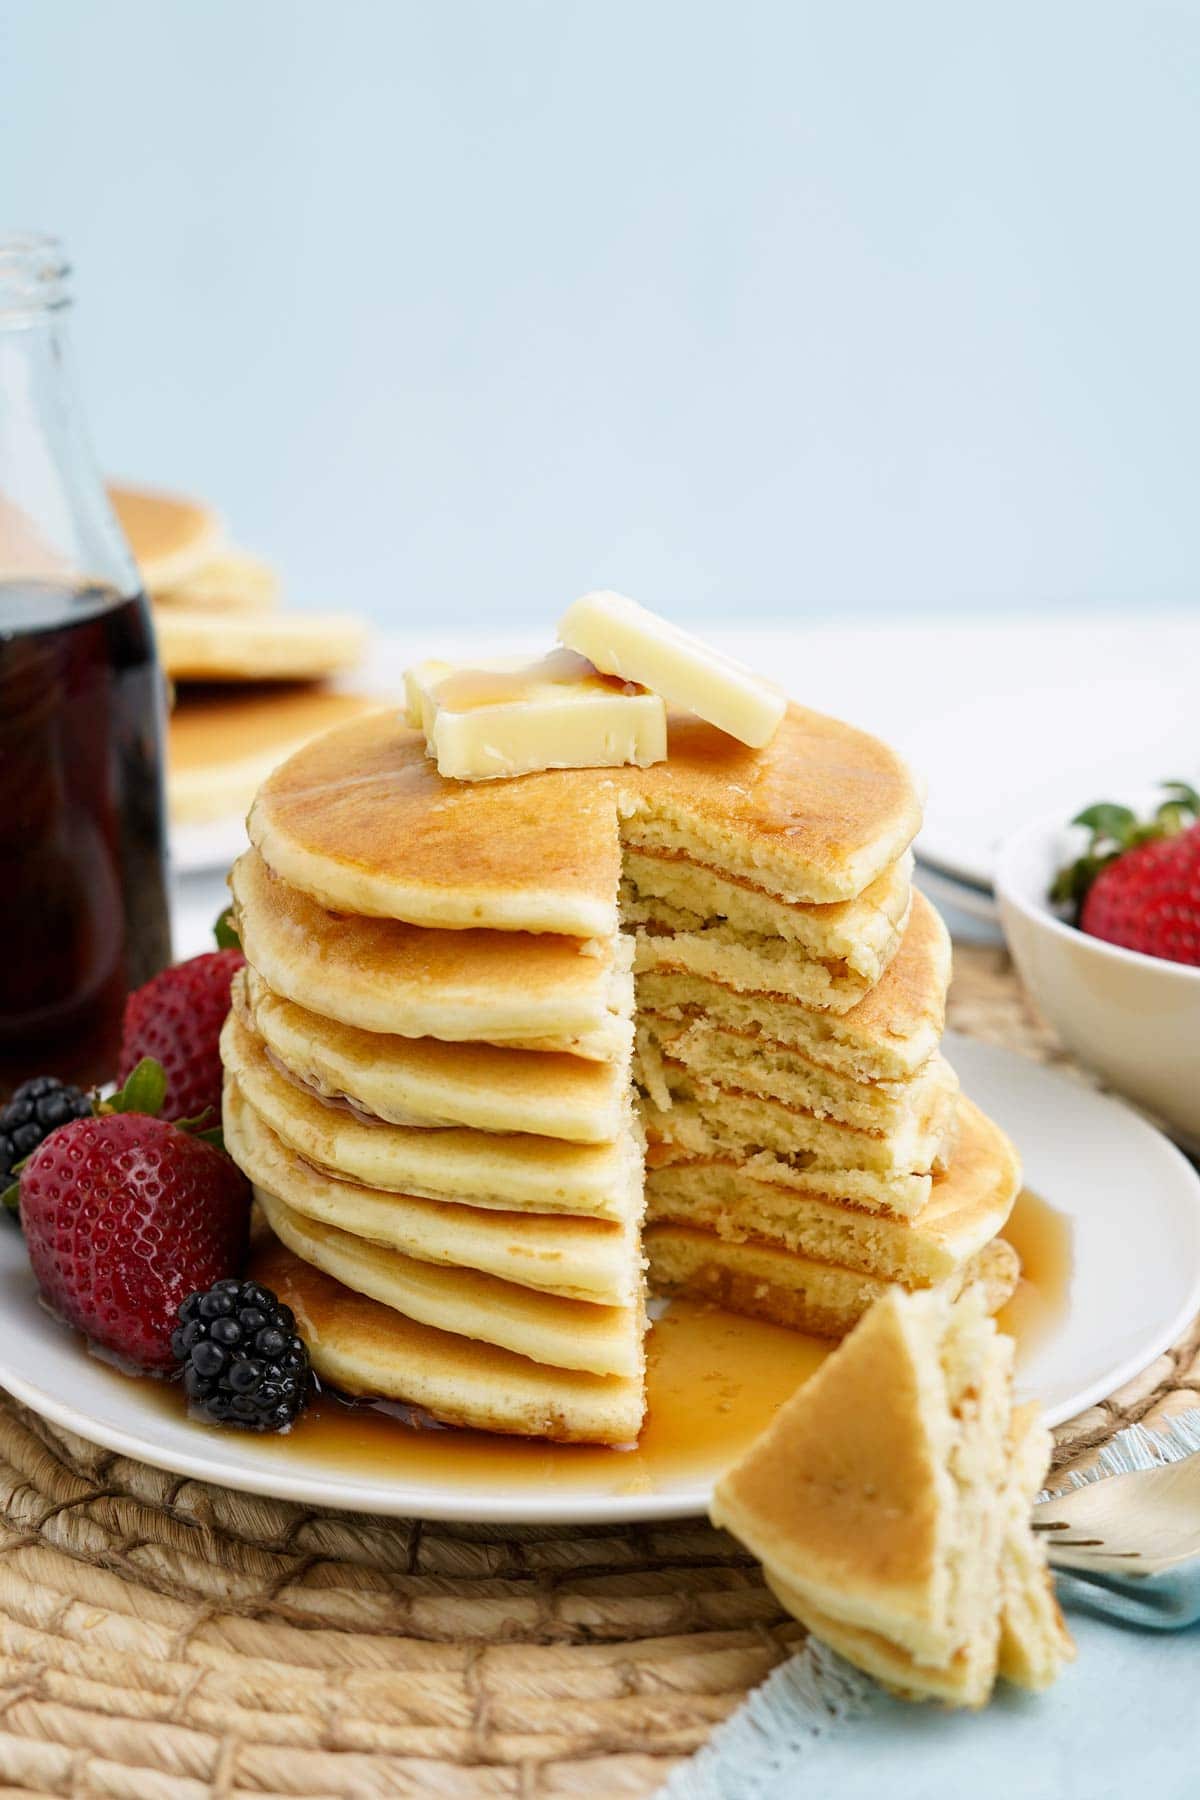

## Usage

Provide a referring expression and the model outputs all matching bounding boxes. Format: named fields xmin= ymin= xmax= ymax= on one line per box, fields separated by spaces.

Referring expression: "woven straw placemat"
xmin=0 ymin=945 xmax=1196 ymax=1799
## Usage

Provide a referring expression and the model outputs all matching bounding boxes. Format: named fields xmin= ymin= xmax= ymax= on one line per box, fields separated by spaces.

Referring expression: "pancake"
xmin=255 ymin=1238 xmax=644 ymax=1444
xmin=222 ymin=1012 xmax=643 ymax=1221
xmin=772 ymin=1404 xmax=1074 ymax=1702
xmin=633 ymin=890 xmax=951 ymax=1082
xmin=712 ymin=1288 xmax=1068 ymax=1706
xmin=620 ymin=846 xmax=912 ymax=980
xmin=631 ymin=915 xmax=898 ymax=1013
xmin=256 ymin=1188 xmax=643 ymax=1378
xmin=712 ymin=1286 xmax=1011 ymax=1672
xmin=716 ymin=1287 xmax=1013 ymax=1706
xmin=645 ymin=1141 xmax=935 ymax=1218
xmin=226 ymin=1079 xmax=639 ymax=1304
xmin=996 ymin=1406 xmax=1076 ymax=1690
xmin=169 ymin=690 xmax=384 ymax=827
xmin=155 ymin=608 xmax=368 ymax=683
xmin=238 ymin=968 xmax=627 ymax=1144
xmin=154 ymin=547 xmax=280 ymax=613
xmin=641 ymin=1055 xmax=960 ymax=1180
xmin=230 ymin=849 xmax=633 ymax=1053
xmin=637 ymin=995 xmax=953 ymax=1132
xmin=639 ymin=1011 xmax=935 ymax=1132
xmin=645 ymin=1225 xmax=1018 ymax=1339
xmin=247 ymin=704 xmax=923 ymax=935
xmin=645 ymin=1097 xmax=1019 ymax=1285
xmin=110 ymin=483 xmax=224 ymax=591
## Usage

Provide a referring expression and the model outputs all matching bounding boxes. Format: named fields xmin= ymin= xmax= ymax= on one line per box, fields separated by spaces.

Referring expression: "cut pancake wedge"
xmin=231 ymin=848 xmax=633 ymax=1054
xmin=761 ymin=1403 xmax=1071 ymax=1706
xmin=222 ymin=1011 xmax=643 ymax=1220
xmin=226 ymin=1079 xmax=641 ymax=1305
xmin=236 ymin=967 xmax=627 ymax=1143
xmin=711 ymin=1286 xmax=1020 ymax=1705
xmin=256 ymin=1188 xmax=644 ymax=1378
xmin=255 ymin=1239 xmax=645 ymax=1444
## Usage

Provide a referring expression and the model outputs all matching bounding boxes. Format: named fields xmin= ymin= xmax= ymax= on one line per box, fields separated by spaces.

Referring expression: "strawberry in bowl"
xmin=996 ymin=783 xmax=1200 ymax=1151
xmin=1050 ymin=783 xmax=1200 ymax=967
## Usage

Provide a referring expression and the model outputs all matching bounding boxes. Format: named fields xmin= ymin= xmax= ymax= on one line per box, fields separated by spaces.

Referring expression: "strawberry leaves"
xmin=1051 ymin=782 xmax=1200 ymax=918
xmin=214 ymin=906 xmax=241 ymax=951
xmin=102 ymin=1057 xmax=167 ymax=1117
xmin=3 ymin=1055 xmax=228 ymax=1217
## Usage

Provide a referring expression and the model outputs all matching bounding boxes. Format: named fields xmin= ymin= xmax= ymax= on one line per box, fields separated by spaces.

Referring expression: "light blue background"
xmin=3 ymin=0 xmax=1199 ymax=628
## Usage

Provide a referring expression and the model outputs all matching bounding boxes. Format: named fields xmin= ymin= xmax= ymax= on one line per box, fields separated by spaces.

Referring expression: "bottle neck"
xmin=0 ymin=235 xmax=138 ymax=596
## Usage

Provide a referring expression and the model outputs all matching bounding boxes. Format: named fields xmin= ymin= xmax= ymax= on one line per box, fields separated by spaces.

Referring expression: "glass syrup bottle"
xmin=0 ymin=233 xmax=170 ymax=1092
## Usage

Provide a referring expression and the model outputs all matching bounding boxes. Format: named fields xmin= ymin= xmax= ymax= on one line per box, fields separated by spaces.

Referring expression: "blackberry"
xmin=172 ymin=1278 xmax=310 ymax=1431
xmin=0 ymin=1077 xmax=92 ymax=1187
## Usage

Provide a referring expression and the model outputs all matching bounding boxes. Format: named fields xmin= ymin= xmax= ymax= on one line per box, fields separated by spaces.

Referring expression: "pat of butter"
xmin=558 ymin=591 xmax=787 ymax=749
xmin=403 ymin=647 xmax=667 ymax=781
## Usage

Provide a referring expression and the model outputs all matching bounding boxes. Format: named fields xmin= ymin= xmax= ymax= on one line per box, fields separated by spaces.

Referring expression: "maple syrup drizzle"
xmin=111 ymin=1192 xmax=1071 ymax=1500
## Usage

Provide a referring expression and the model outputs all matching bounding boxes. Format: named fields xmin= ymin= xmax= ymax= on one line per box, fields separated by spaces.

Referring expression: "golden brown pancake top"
xmin=249 ymin=703 xmax=922 ymax=934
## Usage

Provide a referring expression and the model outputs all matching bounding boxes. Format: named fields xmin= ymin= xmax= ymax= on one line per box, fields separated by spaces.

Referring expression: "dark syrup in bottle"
xmin=0 ymin=579 xmax=170 ymax=1091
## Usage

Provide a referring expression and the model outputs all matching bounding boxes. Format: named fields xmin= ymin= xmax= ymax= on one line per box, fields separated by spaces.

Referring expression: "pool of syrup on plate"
xmin=118 ymin=1189 xmax=1071 ymax=1498
xmin=995 ymin=1186 xmax=1074 ymax=1353
xmin=204 ymin=1297 xmax=830 ymax=1496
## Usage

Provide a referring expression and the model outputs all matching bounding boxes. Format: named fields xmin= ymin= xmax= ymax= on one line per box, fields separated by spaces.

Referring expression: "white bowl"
xmin=995 ymin=807 xmax=1200 ymax=1153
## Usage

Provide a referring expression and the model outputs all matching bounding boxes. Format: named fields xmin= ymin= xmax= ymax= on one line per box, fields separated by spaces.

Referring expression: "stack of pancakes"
xmin=110 ymin=484 xmax=372 ymax=827
xmin=111 ymin=483 xmax=367 ymax=684
xmin=221 ymin=702 xmax=1021 ymax=1444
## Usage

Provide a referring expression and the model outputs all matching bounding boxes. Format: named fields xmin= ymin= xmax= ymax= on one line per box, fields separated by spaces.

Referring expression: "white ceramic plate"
xmin=0 ymin=1031 xmax=1197 ymax=1524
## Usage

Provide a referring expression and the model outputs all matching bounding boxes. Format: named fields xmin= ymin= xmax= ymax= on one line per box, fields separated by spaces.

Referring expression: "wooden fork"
xmin=1034 ymin=1455 xmax=1200 ymax=1629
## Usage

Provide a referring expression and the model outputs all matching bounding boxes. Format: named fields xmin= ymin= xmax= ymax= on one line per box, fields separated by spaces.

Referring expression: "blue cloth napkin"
xmin=659 ymin=1615 xmax=1198 ymax=1800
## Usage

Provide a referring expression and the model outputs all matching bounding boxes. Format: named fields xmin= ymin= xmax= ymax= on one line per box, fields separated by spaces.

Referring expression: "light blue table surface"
xmin=665 ymin=1607 xmax=1198 ymax=1800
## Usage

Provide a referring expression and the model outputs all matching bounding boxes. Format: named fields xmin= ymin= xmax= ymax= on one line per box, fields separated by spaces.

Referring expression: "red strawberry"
xmin=1052 ymin=783 xmax=1200 ymax=967
xmin=20 ymin=1112 xmax=250 ymax=1370
xmin=1081 ymin=826 xmax=1200 ymax=964
xmin=119 ymin=948 xmax=244 ymax=1124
